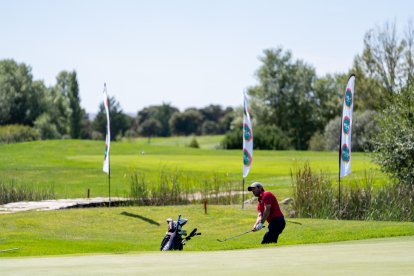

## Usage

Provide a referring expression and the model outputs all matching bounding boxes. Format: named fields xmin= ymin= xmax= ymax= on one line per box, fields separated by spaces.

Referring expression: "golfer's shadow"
xmin=120 ymin=211 xmax=160 ymax=226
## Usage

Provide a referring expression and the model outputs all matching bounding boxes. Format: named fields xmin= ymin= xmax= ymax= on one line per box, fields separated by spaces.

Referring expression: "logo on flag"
xmin=345 ymin=88 xmax=353 ymax=108
xmin=341 ymin=144 xmax=350 ymax=163
xmin=243 ymin=149 xmax=252 ymax=166
xmin=343 ymin=116 xmax=351 ymax=135
xmin=243 ymin=123 xmax=253 ymax=142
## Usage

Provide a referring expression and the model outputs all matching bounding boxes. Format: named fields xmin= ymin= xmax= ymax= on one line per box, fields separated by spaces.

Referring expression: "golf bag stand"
xmin=160 ymin=214 xmax=201 ymax=251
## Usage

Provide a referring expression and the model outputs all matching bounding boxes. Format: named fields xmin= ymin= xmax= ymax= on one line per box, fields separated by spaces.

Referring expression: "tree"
xmin=139 ymin=118 xmax=162 ymax=143
xmin=372 ymin=81 xmax=414 ymax=186
xmin=135 ymin=103 xmax=179 ymax=137
xmin=93 ymin=96 xmax=130 ymax=140
xmin=248 ymin=47 xmax=320 ymax=150
xmin=169 ymin=109 xmax=203 ymax=136
xmin=0 ymin=59 xmax=44 ymax=126
xmin=356 ymin=20 xmax=414 ymax=97
xmin=55 ymin=71 xmax=83 ymax=138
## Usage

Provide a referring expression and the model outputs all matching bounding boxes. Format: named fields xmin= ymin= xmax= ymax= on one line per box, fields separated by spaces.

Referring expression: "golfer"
xmin=248 ymin=182 xmax=286 ymax=244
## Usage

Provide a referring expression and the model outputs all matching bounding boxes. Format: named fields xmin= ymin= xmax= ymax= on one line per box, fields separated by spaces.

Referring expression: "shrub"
xmin=221 ymin=125 xmax=290 ymax=150
xmin=323 ymin=110 xmax=378 ymax=151
xmin=188 ymin=136 xmax=200 ymax=148
xmin=308 ymin=132 xmax=325 ymax=151
xmin=0 ymin=124 xmax=40 ymax=144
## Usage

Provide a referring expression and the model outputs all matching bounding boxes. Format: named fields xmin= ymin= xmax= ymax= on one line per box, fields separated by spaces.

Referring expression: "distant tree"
xmin=135 ymin=103 xmax=179 ymax=137
xmin=169 ymin=109 xmax=203 ymax=136
xmin=312 ymin=74 xmax=346 ymax=127
xmin=218 ymin=107 xmax=235 ymax=133
xmin=0 ymin=59 xmax=44 ymax=126
xmin=93 ymin=96 xmax=130 ymax=140
xmin=248 ymin=47 xmax=320 ymax=150
xmin=355 ymin=20 xmax=414 ymax=97
xmin=139 ymin=118 xmax=162 ymax=143
xmin=201 ymin=120 xmax=220 ymax=135
xmin=55 ymin=71 xmax=83 ymax=138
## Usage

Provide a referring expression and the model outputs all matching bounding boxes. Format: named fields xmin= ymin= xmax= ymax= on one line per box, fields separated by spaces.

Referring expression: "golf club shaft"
xmin=218 ymin=230 xmax=254 ymax=242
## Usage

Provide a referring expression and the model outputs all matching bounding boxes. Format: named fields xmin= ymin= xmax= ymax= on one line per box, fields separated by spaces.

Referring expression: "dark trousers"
xmin=261 ymin=216 xmax=286 ymax=244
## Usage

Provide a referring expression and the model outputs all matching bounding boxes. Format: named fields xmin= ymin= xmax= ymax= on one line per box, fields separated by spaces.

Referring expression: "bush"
xmin=34 ymin=114 xmax=61 ymax=139
xmin=188 ymin=136 xmax=199 ymax=148
xmin=372 ymin=83 xmax=414 ymax=186
xmin=221 ymin=125 xmax=290 ymax=150
xmin=308 ymin=132 xmax=325 ymax=151
xmin=0 ymin=124 xmax=40 ymax=144
xmin=323 ymin=110 xmax=378 ymax=151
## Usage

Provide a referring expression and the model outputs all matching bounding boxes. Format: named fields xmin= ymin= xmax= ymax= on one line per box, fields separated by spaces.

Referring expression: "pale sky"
xmin=1 ymin=0 xmax=413 ymax=114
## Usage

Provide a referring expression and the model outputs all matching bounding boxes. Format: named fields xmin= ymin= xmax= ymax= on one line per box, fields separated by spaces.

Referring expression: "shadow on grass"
xmin=120 ymin=211 xmax=161 ymax=226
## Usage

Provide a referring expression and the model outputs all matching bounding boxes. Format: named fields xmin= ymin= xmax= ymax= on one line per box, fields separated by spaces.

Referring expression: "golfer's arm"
xmin=261 ymin=205 xmax=271 ymax=223
xmin=253 ymin=211 xmax=262 ymax=226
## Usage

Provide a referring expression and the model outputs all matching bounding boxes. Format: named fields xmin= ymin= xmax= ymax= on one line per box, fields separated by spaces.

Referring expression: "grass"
xmin=0 ymin=136 xmax=386 ymax=200
xmin=1 ymin=204 xmax=414 ymax=257
xmin=1 ymin=136 xmax=407 ymax=258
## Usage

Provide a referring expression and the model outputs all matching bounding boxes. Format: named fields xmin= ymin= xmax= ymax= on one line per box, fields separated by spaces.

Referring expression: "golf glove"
xmin=255 ymin=222 xmax=264 ymax=231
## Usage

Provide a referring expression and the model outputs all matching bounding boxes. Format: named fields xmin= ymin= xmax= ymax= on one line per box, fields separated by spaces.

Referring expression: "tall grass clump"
xmin=128 ymin=168 xmax=241 ymax=205
xmin=291 ymin=162 xmax=338 ymax=218
xmin=0 ymin=179 xmax=55 ymax=204
xmin=291 ymin=162 xmax=414 ymax=221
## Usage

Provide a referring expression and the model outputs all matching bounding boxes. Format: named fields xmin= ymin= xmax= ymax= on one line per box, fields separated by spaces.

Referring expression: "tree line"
xmin=1 ymin=19 xmax=414 ymax=188
xmin=0 ymin=60 xmax=235 ymax=142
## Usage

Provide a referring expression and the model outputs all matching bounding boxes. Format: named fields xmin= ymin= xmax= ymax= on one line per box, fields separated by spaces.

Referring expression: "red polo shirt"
xmin=257 ymin=191 xmax=283 ymax=222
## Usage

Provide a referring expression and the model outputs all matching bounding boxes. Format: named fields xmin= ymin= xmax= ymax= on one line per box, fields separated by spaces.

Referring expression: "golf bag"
xmin=160 ymin=215 xmax=201 ymax=251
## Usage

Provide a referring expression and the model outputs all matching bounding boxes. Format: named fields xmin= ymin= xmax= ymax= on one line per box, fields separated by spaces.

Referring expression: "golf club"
xmin=217 ymin=227 xmax=265 ymax=242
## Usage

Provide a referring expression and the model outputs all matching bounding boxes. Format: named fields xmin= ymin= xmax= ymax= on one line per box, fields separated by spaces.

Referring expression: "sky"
xmin=1 ymin=0 xmax=413 ymax=114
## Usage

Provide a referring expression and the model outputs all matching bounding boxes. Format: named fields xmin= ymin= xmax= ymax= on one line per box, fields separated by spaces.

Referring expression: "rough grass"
xmin=1 ymin=205 xmax=414 ymax=257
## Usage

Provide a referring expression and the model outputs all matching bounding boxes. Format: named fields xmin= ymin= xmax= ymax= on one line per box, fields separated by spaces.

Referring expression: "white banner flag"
xmin=243 ymin=92 xmax=253 ymax=178
xmin=340 ymin=75 xmax=355 ymax=177
xmin=103 ymin=84 xmax=110 ymax=174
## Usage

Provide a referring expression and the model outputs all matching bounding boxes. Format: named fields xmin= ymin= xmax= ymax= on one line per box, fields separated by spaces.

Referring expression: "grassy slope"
xmin=1 ymin=205 xmax=414 ymax=257
xmin=0 ymin=137 xmax=386 ymax=199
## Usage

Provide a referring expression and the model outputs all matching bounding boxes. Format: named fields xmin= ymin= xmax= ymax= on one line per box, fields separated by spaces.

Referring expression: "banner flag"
xmin=243 ymin=91 xmax=253 ymax=178
xmin=340 ymin=75 xmax=355 ymax=177
xmin=103 ymin=84 xmax=110 ymax=174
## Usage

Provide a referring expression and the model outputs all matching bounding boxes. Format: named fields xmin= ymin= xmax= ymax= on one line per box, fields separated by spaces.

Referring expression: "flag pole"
xmin=338 ymin=143 xmax=341 ymax=217
xmin=108 ymin=156 xmax=111 ymax=207
xmin=242 ymin=177 xmax=245 ymax=209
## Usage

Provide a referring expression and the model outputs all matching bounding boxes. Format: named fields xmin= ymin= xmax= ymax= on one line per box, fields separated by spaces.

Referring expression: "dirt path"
xmin=2 ymin=236 xmax=414 ymax=275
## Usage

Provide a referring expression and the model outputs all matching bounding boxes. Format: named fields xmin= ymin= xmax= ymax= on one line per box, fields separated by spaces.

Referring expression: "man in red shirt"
xmin=248 ymin=182 xmax=286 ymax=244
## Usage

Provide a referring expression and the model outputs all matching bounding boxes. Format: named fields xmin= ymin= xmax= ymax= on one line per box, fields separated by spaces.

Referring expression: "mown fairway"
xmin=0 ymin=136 xmax=385 ymax=199
xmin=3 ymin=236 xmax=414 ymax=275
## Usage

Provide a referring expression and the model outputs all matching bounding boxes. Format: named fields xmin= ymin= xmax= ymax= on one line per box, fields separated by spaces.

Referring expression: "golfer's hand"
xmin=254 ymin=222 xmax=263 ymax=231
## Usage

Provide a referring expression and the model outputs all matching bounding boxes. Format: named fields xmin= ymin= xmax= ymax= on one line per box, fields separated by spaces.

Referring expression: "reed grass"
xmin=290 ymin=162 xmax=414 ymax=221
xmin=128 ymin=169 xmax=241 ymax=205
xmin=0 ymin=178 xmax=55 ymax=204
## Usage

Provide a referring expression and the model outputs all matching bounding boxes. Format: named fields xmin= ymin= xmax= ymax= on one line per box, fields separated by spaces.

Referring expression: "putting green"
xmin=2 ymin=236 xmax=414 ymax=275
